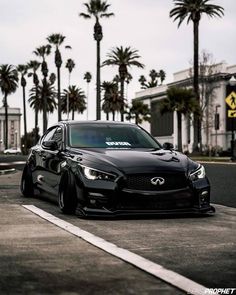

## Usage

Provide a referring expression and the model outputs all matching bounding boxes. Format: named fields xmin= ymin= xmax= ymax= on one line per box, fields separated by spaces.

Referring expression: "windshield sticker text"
xmin=106 ymin=141 xmax=131 ymax=146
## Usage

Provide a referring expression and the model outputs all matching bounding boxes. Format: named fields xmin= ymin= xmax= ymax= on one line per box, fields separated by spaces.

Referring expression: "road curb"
xmin=0 ymin=168 xmax=16 ymax=175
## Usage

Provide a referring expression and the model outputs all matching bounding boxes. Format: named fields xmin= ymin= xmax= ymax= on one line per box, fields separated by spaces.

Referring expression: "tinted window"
xmin=69 ymin=124 xmax=161 ymax=149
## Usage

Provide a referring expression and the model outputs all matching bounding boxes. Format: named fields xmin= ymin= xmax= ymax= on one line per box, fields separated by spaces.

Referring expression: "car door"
xmin=41 ymin=126 xmax=65 ymax=197
xmin=33 ymin=126 xmax=58 ymax=196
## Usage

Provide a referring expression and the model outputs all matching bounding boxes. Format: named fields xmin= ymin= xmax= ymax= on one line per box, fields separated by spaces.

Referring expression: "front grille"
xmin=117 ymin=191 xmax=193 ymax=210
xmin=125 ymin=172 xmax=188 ymax=191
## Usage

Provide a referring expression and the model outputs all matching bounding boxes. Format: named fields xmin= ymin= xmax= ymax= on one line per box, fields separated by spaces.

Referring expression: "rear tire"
xmin=58 ymin=171 xmax=78 ymax=214
xmin=21 ymin=164 xmax=34 ymax=198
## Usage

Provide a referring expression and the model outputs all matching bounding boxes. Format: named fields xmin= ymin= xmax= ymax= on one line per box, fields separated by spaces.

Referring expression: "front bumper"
xmin=76 ymin=177 xmax=214 ymax=217
xmin=76 ymin=205 xmax=215 ymax=217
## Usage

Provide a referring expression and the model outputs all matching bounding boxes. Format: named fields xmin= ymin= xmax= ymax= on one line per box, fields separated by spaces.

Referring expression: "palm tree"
xmin=0 ymin=64 xmax=18 ymax=149
xmin=28 ymin=79 xmax=57 ymax=127
xmin=28 ymin=60 xmax=41 ymax=143
xmin=101 ymin=81 xmax=122 ymax=121
xmin=33 ymin=45 xmax=51 ymax=132
xmin=125 ymin=100 xmax=151 ymax=125
xmin=138 ymin=75 xmax=147 ymax=88
xmin=170 ymin=0 xmax=224 ymax=151
xmin=17 ymin=64 xmax=28 ymax=149
xmin=65 ymin=58 xmax=75 ymax=120
xmin=159 ymin=69 xmax=166 ymax=85
xmin=47 ymin=33 xmax=71 ymax=122
xmin=103 ymin=46 xmax=144 ymax=121
xmin=139 ymin=69 xmax=166 ymax=89
xmin=83 ymin=72 xmax=92 ymax=120
xmin=61 ymin=85 xmax=86 ymax=120
xmin=80 ymin=0 xmax=114 ymax=120
xmin=160 ymin=86 xmax=199 ymax=152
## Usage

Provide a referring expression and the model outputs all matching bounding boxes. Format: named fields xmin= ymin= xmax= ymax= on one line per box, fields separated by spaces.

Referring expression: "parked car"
xmin=21 ymin=121 xmax=215 ymax=217
xmin=4 ymin=147 xmax=22 ymax=155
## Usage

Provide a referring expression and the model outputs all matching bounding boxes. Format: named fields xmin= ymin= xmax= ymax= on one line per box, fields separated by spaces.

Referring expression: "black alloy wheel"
xmin=58 ymin=171 xmax=78 ymax=214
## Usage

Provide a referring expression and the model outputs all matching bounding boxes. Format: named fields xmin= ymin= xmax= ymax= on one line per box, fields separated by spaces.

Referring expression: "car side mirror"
xmin=163 ymin=142 xmax=174 ymax=150
xmin=42 ymin=140 xmax=58 ymax=151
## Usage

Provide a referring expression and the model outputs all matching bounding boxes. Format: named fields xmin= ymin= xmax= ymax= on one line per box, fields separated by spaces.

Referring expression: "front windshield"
xmin=69 ymin=124 xmax=161 ymax=149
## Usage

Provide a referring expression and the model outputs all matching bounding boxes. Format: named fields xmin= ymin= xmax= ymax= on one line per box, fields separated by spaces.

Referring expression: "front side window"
xmin=69 ymin=124 xmax=161 ymax=149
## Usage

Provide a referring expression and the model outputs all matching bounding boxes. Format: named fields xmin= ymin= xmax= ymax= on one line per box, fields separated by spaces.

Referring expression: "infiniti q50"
xmin=21 ymin=121 xmax=215 ymax=216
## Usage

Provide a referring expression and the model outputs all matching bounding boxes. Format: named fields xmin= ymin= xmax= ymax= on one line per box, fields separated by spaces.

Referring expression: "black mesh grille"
xmin=125 ymin=173 xmax=188 ymax=191
xmin=117 ymin=191 xmax=193 ymax=210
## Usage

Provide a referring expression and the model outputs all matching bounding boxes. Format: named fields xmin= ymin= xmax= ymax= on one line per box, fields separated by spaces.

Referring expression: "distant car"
xmin=21 ymin=121 xmax=215 ymax=217
xmin=4 ymin=147 xmax=22 ymax=155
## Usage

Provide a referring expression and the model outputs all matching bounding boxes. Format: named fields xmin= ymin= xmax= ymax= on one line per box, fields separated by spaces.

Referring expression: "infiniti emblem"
xmin=151 ymin=177 xmax=165 ymax=186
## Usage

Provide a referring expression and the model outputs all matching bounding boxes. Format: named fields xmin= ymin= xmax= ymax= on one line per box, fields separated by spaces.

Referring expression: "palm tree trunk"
xmin=57 ymin=66 xmax=61 ymax=122
xmin=120 ymin=79 xmax=125 ymax=121
xmin=112 ymin=111 xmax=115 ymax=121
xmin=94 ymin=18 xmax=102 ymax=121
xmin=35 ymin=108 xmax=38 ymax=144
xmin=72 ymin=109 xmax=75 ymax=120
xmin=43 ymin=77 xmax=47 ymax=133
xmin=35 ymin=86 xmax=39 ymax=144
xmin=106 ymin=112 xmax=109 ymax=120
xmin=177 ymin=111 xmax=182 ymax=152
xmin=96 ymin=39 xmax=101 ymax=120
xmin=86 ymin=82 xmax=89 ymax=120
xmin=22 ymin=85 xmax=27 ymax=151
xmin=193 ymin=20 xmax=200 ymax=152
xmin=4 ymin=94 xmax=8 ymax=149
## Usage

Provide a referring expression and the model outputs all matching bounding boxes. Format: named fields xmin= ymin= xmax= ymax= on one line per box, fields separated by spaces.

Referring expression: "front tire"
xmin=21 ymin=164 xmax=34 ymax=198
xmin=58 ymin=171 xmax=78 ymax=214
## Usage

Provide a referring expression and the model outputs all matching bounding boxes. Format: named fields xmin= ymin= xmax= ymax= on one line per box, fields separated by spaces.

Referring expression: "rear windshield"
xmin=69 ymin=124 xmax=161 ymax=149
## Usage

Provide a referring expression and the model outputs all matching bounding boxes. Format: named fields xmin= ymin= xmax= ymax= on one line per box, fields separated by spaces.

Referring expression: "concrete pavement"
xmin=0 ymin=171 xmax=182 ymax=295
xmin=0 ymin=170 xmax=235 ymax=294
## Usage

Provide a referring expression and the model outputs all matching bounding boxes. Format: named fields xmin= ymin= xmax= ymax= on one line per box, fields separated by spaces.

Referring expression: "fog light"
xmin=201 ymin=191 xmax=208 ymax=196
xmin=200 ymin=191 xmax=209 ymax=206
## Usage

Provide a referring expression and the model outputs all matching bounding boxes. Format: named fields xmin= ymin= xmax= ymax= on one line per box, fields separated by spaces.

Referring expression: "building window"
xmin=11 ymin=134 xmax=14 ymax=145
xmin=11 ymin=121 xmax=14 ymax=130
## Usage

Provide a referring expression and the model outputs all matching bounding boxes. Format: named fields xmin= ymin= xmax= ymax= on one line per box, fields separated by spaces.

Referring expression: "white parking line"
xmin=0 ymin=161 xmax=26 ymax=166
xmin=23 ymin=205 xmax=206 ymax=295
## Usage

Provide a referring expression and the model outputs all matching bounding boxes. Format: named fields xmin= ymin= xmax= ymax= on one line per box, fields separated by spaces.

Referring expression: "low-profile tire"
xmin=21 ymin=164 xmax=34 ymax=198
xmin=58 ymin=171 xmax=78 ymax=214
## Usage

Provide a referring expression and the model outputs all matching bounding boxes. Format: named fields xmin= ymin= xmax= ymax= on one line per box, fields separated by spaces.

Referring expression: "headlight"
xmin=80 ymin=165 xmax=117 ymax=181
xmin=189 ymin=165 xmax=206 ymax=181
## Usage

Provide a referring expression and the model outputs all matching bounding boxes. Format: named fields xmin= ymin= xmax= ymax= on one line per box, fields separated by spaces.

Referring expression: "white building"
xmin=0 ymin=107 xmax=21 ymax=151
xmin=134 ymin=63 xmax=236 ymax=154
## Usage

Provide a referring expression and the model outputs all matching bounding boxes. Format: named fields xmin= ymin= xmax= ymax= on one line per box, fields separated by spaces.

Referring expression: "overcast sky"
xmin=0 ymin=0 xmax=235 ymax=133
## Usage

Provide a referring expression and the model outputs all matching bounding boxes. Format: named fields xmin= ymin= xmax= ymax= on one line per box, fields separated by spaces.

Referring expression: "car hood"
xmin=70 ymin=148 xmax=194 ymax=174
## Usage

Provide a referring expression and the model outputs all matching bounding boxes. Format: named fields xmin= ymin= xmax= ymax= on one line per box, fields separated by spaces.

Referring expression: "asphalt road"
xmin=203 ymin=163 xmax=236 ymax=208
xmin=0 ymin=169 xmax=235 ymax=294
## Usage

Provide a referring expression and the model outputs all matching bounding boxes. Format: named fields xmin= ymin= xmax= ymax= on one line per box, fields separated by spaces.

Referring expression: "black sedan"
xmin=21 ymin=121 xmax=215 ymax=216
